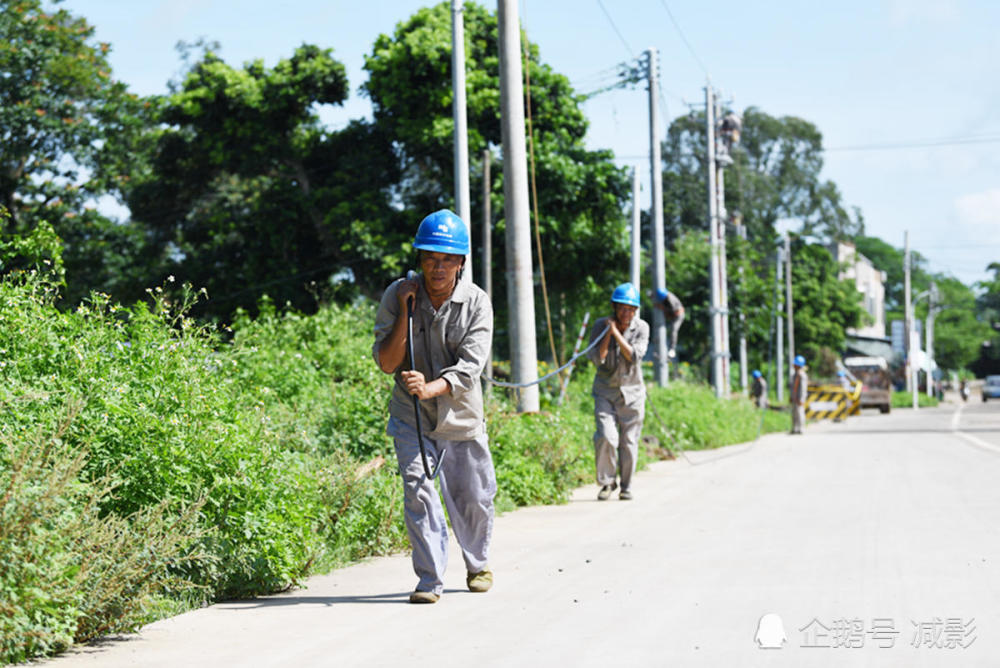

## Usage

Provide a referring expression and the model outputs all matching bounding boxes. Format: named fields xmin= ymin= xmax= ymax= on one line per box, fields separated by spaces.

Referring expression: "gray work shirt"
xmin=791 ymin=369 xmax=809 ymax=404
xmin=587 ymin=316 xmax=650 ymax=406
xmin=373 ymin=276 xmax=493 ymax=441
xmin=662 ymin=292 xmax=683 ymax=319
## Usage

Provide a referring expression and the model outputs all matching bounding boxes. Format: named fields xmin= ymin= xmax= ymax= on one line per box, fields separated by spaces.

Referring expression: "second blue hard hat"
xmin=413 ymin=209 xmax=470 ymax=255
xmin=611 ymin=282 xmax=641 ymax=307
xmin=752 ymin=369 xmax=762 ymax=379
xmin=655 ymin=287 xmax=670 ymax=302
xmin=794 ymin=354 xmax=806 ymax=367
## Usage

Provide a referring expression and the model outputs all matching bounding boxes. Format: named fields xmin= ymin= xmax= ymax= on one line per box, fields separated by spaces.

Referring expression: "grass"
xmin=891 ymin=391 xmax=940 ymax=408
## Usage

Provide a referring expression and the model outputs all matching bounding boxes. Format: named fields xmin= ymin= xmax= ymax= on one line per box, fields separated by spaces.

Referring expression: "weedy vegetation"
xmin=0 ymin=269 xmax=785 ymax=664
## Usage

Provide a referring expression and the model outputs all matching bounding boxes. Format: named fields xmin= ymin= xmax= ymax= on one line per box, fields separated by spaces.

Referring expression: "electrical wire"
xmin=596 ymin=0 xmax=635 ymax=58
xmin=825 ymin=135 xmax=1000 ymax=152
xmin=657 ymin=0 xmax=709 ymax=78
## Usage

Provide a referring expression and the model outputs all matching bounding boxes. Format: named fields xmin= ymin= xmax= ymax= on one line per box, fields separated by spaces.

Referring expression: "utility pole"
xmin=927 ymin=281 xmax=937 ymax=398
xmin=785 ymin=233 xmax=795 ymax=378
xmin=451 ymin=0 xmax=472 ymax=281
xmin=481 ymin=149 xmax=492 ymax=387
xmin=706 ymin=83 xmax=724 ymax=398
xmin=714 ymin=94 xmax=731 ymax=395
xmin=648 ymin=48 xmax=668 ymax=386
xmin=630 ymin=167 xmax=640 ymax=289
xmin=498 ymin=0 xmax=538 ymax=412
xmin=481 ymin=150 xmax=492 ymax=301
xmin=904 ymin=230 xmax=913 ymax=397
xmin=775 ymin=245 xmax=784 ymax=403
xmin=735 ymin=215 xmax=748 ymax=395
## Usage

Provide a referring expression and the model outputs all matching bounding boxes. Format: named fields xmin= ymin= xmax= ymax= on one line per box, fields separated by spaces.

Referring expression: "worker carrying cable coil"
xmin=372 ymin=209 xmax=496 ymax=605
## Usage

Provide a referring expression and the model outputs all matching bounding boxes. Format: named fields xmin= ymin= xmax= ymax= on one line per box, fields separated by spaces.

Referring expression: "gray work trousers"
xmin=791 ymin=404 xmax=805 ymax=433
xmin=593 ymin=391 xmax=644 ymax=491
xmin=669 ymin=313 xmax=684 ymax=351
xmin=389 ymin=417 xmax=496 ymax=596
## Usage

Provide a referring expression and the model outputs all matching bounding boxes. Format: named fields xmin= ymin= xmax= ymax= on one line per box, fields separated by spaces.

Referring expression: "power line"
xmin=657 ymin=0 xmax=709 ymax=78
xmin=826 ymin=135 xmax=1000 ymax=152
xmin=596 ymin=0 xmax=635 ymax=58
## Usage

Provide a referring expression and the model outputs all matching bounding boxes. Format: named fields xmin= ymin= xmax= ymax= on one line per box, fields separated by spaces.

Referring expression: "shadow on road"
xmin=215 ymin=589 xmax=472 ymax=608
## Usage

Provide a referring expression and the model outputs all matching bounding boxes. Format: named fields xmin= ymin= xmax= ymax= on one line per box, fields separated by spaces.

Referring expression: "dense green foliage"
xmin=661 ymin=106 xmax=863 ymax=247
xmin=363 ymin=1 xmax=632 ymax=359
xmin=891 ymin=391 xmax=939 ymax=409
xmin=658 ymin=229 xmax=861 ymax=380
xmin=854 ymin=236 xmax=992 ymax=371
xmin=0 ymin=0 xmax=152 ymax=304
xmin=0 ymin=265 xmax=787 ymax=664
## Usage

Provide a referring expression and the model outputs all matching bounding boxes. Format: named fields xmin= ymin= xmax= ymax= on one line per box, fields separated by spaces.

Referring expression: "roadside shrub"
xmin=891 ymin=391 xmax=939 ymax=408
xmin=0 ymin=409 xmax=205 ymax=665
xmin=0 ymin=276 xmax=324 ymax=603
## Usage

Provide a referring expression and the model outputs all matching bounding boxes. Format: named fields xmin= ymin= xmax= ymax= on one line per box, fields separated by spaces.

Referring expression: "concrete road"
xmin=44 ymin=399 xmax=1000 ymax=667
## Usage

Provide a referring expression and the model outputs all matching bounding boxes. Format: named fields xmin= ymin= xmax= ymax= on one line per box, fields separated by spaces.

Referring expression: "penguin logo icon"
xmin=755 ymin=613 xmax=786 ymax=649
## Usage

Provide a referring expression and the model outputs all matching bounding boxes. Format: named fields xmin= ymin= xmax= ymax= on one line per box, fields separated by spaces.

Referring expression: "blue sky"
xmin=60 ymin=0 xmax=1000 ymax=288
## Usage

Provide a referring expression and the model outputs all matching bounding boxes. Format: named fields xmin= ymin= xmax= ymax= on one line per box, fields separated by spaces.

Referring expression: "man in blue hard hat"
xmin=587 ymin=282 xmax=650 ymax=500
xmin=790 ymin=355 xmax=808 ymax=434
xmin=653 ymin=287 xmax=685 ymax=359
xmin=372 ymin=209 xmax=496 ymax=604
xmin=751 ymin=369 xmax=768 ymax=409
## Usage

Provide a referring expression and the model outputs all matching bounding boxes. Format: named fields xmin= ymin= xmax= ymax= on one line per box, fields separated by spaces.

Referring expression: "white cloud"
xmin=955 ymin=188 xmax=1000 ymax=226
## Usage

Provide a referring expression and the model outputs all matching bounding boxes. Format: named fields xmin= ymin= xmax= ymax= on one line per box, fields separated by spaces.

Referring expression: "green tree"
xmin=0 ymin=0 xmax=152 ymax=303
xmin=853 ymin=235 xmax=931 ymax=320
xmin=121 ymin=45 xmax=408 ymax=318
xmin=977 ymin=262 xmax=1000 ymax=327
xmin=362 ymin=1 xmax=631 ymax=359
xmin=662 ymin=107 xmax=864 ymax=251
xmin=932 ymin=276 xmax=992 ymax=371
xmin=662 ymin=230 xmax=775 ymax=381
xmin=787 ymin=238 xmax=864 ymax=363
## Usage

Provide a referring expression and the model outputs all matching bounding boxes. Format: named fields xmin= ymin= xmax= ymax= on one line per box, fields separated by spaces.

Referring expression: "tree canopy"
xmin=661 ymin=106 xmax=864 ymax=251
xmin=0 ymin=0 xmax=151 ymax=302
xmin=362 ymin=1 xmax=632 ymax=358
xmin=0 ymin=0 xmax=990 ymax=375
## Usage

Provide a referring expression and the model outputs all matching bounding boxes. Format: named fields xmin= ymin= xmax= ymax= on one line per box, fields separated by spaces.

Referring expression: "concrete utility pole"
xmin=785 ymin=233 xmax=795 ymax=376
xmin=735 ymin=216 xmax=748 ymax=395
xmin=904 ymin=231 xmax=913 ymax=396
xmin=714 ymin=94 xmax=731 ymax=395
xmin=481 ymin=150 xmax=492 ymax=301
xmin=648 ymin=48 xmax=668 ymax=386
xmin=451 ymin=0 xmax=472 ymax=280
xmin=927 ymin=281 xmax=937 ymax=398
xmin=481 ymin=149 xmax=492 ymax=386
xmin=775 ymin=245 xmax=784 ymax=403
xmin=706 ymin=84 xmax=724 ymax=398
xmin=498 ymin=0 xmax=538 ymax=412
xmin=630 ymin=168 xmax=641 ymax=289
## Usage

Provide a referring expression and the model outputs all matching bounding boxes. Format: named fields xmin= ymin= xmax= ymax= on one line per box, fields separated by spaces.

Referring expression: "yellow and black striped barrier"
xmin=805 ymin=382 xmax=862 ymax=421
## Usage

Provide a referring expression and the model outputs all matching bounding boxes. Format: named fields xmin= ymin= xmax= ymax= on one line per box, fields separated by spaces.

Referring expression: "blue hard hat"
xmin=413 ymin=209 xmax=470 ymax=255
xmin=837 ymin=370 xmax=846 ymax=376
xmin=752 ymin=369 xmax=762 ymax=379
xmin=655 ymin=287 xmax=669 ymax=302
xmin=611 ymin=282 xmax=641 ymax=307
xmin=794 ymin=355 xmax=806 ymax=367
